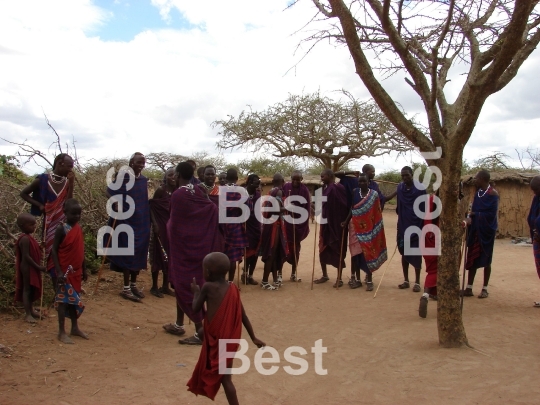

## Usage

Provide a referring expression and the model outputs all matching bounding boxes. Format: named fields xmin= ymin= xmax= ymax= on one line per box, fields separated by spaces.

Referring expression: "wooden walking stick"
xmin=39 ymin=219 xmax=48 ymax=321
xmin=310 ymin=216 xmax=319 ymax=291
xmin=93 ymin=218 xmax=117 ymax=295
xmin=237 ymin=261 xmax=241 ymax=290
xmin=460 ymin=228 xmax=468 ymax=313
xmin=288 ymin=190 xmax=300 ymax=286
xmin=373 ymin=245 xmax=398 ymax=298
xmin=335 ymin=225 xmax=347 ymax=291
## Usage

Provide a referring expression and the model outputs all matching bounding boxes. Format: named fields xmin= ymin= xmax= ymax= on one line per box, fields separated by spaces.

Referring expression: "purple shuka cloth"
xmin=167 ymin=185 xmax=223 ymax=323
xmin=466 ymin=188 xmax=499 ymax=269
xmin=527 ymin=194 xmax=540 ymax=242
xmin=245 ymin=190 xmax=262 ymax=251
xmin=283 ymin=182 xmax=311 ymax=265
xmin=335 ymin=174 xmax=358 ymax=209
xmin=260 ymin=187 xmax=288 ymax=269
xmin=221 ymin=185 xmax=248 ymax=263
xmin=368 ymin=179 xmax=386 ymax=210
xmin=149 ymin=193 xmax=171 ymax=272
xmin=396 ymin=182 xmax=426 ymax=269
xmin=105 ymin=173 xmax=150 ymax=272
xmin=319 ymin=183 xmax=349 ymax=269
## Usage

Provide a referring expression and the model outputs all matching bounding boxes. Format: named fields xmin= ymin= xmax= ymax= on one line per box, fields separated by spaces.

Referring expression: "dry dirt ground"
xmin=1 ymin=211 xmax=539 ymax=405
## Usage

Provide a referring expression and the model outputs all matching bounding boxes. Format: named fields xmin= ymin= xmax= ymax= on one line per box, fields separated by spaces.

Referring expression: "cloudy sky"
xmin=1 ymin=0 xmax=539 ymax=175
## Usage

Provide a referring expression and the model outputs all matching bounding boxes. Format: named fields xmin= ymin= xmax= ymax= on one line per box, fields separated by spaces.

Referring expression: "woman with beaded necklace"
xmin=20 ymin=153 xmax=75 ymax=288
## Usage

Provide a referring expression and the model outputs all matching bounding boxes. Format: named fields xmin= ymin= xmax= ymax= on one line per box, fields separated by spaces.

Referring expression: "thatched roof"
xmin=461 ymin=171 xmax=539 ymax=185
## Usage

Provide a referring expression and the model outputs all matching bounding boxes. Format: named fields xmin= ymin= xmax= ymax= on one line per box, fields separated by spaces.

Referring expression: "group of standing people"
xmin=13 ymin=151 xmax=540 ymax=340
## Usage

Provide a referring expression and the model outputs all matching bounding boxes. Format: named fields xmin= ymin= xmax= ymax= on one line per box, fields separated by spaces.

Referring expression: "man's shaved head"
xmin=321 ymin=168 xmax=334 ymax=177
xmin=530 ymin=175 xmax=540 ymax=194
xmin=362 ymin=164 xmax=374 ymax=174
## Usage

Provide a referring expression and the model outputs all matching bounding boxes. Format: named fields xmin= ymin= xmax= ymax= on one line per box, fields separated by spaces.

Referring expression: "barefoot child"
xmin=14 ymin=213 xmax=46 ymax=323
xmin=51 ymin=198 xmax=88 ymax=344
xmin=187 ymin=252 xmax=265 ymax=405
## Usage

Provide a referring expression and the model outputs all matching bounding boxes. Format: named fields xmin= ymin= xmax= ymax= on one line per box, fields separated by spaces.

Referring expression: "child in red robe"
xmin=187 ymin=252 xmax=265 ymax=405
xmin=51 ymin=198 xmax=88 ymax=344
xmin=15 ymin=213 xmax=46 ymax=323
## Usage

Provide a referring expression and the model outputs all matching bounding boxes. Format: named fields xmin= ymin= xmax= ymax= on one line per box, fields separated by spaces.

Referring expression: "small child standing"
xmin=187 ymin=252 xmax=265 ymax=405
xmin=51 ymin=198 xmax=88 ymax=344
xmin=14 ymin=213 xmax=46 ymax=323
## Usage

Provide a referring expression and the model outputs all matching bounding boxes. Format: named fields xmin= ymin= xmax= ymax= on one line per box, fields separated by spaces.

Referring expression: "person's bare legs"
xmin=221 ymin=374 xmax=239 ymax=405
xmin=57 ymin=303 xmax=73 ymax=344
xmin=399 ymin=257 xmax=410 ymax=288
xmin=228 ymin=262 xmax=236 ymax=282
xmin=69 ymin=305 xmax=88 ymax=339
xmin=22 ymin=270 xmax=39 ymax=322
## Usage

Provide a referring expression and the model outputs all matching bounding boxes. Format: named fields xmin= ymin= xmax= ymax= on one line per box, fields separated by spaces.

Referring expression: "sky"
xmin=1 ymin=0 xmax=539 ymax=175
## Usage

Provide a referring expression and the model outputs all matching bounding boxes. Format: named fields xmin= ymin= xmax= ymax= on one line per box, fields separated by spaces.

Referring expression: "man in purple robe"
xmin=528 ymin=176 xmax=540 ymax=307
xmin=242 ymin=174 xmax=262 ymax=285
xmin=222 ymin=168 xmax=249 ymax=282
xmin=149 ymin=167 xmax=177 ymax=298
xmin=396 ymin=166 xmax=426 ymax=293
xmin=462 ymin=170 xmax=499 ymax=299
xmin=283 ymin=171 xmax=311 ymax=282
xmin=362 ymin=164 xmax=397 ymax=210
xmin=167 ymin=162 xmax=223 ymax=345
xmin=314 ymin=169 xmax=349 ymax=287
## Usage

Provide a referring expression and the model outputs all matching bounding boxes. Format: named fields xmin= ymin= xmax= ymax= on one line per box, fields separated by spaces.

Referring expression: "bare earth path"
xmin=1 ymin=211 xmax=539 ymax=405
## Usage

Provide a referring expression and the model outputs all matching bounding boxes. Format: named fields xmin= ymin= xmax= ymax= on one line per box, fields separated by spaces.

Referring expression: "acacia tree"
xmin=306 ymin=0 xmax=540 ymax=347
xmin=215 ymin=91 xmax=413 ymax=171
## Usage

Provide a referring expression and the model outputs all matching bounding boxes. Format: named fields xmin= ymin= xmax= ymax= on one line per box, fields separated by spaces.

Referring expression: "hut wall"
xmin=462 ymin=182 xmax=533 ymax=238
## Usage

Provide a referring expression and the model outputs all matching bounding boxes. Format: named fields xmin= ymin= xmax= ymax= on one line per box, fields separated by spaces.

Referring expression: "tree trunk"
xmin=435 ymin=149 xmax=468 ymax=347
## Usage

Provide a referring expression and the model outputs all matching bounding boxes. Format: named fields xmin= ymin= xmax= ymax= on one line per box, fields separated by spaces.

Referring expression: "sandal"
xmin=159 ymin=287 xmax=176 ymax=297
xmin=398 ymin=281 xmax=410 ymax=289
xmin=478 ymin=289 xmax=489 ymax=299
xmin=460 ymin=288 xmax=474 ymax=297
xmin=419 ymin=296 xmax=428 ymax=318
xmin=179 ymin=334 xmax=202 ymax=345
xmin=366 ymin=281 xmax=374 ymax=292
xmin=261 ymin=282 xmax=278 ymax=290
xmin=150 ymin=288 xmax=164 ymax=298
xmin=120 ymin=290 xmax=141 ymax=303
xmin=348 ymin=279 xmax=361 ymax=289
xmin=333 ymin=280 xmax=344 ymax=288
xmin=412 ymin=283 xmax=421 ymax=293
xmin=162 ymin=323 xmax=185 ymax=336
xmin=533 ymin=302 xmax=540 ymax=308
xmin=313 ymin=276 xmax=329 ymax=284
xmin=290 ymin=274 xmax=302 ymax=282
xmin=130 ymin=286 xmax=145 ymax=299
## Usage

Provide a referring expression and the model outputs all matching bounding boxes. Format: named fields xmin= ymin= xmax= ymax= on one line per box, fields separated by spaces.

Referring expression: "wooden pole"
xmin=373 ymin=245 xmax=398 ymax=298
xmin=39 ymin=219 xmax=47 ymax=321
xmin=93 ymin=218 xmax=117 ymax=295
xmin=310 ymin=218 xmax=319 ymax=291
xmin=335 ymin=225 xmax=347 ymax=290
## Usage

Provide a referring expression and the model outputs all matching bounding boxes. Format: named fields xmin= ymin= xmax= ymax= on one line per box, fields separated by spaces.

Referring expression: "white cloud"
xmin=0 ymin=0 xmax=538 ymax=175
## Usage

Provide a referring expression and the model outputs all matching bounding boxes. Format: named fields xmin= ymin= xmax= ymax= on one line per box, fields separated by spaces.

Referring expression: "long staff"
xmin=460 ymin=228 xmax=468 ymax=313
xmin=373 ymin=245 xmax=398 ymax=298
xmin=310 ymin=216 xmax=319 ymax=290
xmin=39 ymin=219 xmax=48 ymax=320
xmin=93 ymin=218 xmax=117 ymax=295
xmin=335 ymin=225 xmax=347 ymax=291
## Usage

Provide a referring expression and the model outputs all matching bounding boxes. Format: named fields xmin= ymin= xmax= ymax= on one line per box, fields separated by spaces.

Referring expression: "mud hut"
xmin=460 ymin=171 xmax=538 ymax=238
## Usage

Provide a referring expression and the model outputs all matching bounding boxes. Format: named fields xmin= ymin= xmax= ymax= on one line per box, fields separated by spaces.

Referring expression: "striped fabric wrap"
xmin=350 ymin=189 xmax=387 ymax=272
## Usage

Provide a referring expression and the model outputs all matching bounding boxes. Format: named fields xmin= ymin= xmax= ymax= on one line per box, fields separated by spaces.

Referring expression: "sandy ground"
xmin=1 ymin=210 xmax=540 ymax=405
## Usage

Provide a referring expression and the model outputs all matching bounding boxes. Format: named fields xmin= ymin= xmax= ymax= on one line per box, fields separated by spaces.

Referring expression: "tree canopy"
xmin=305 ymin=0 xmax=540 ymax=347
xmin=214 ymin=91 xmax=413 ymax=171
